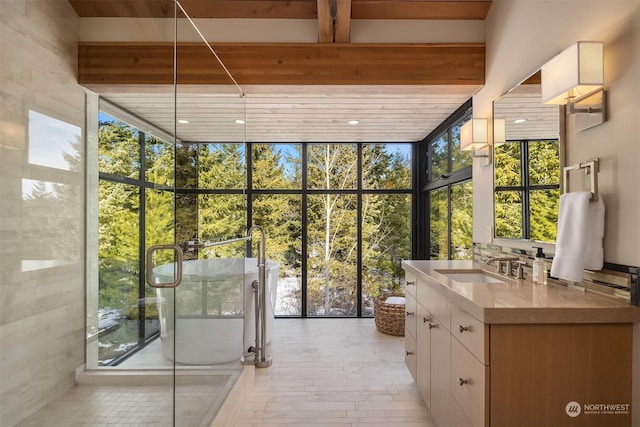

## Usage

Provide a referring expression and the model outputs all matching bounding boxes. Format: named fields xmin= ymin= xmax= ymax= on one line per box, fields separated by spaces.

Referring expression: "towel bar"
xmin=562 ymin=158 xmax=599 ymax=202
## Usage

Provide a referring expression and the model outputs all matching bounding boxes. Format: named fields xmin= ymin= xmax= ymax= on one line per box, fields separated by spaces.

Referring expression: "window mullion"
xmin=301 ymin=143 xmax=308 ymax=317
xmin=138 ymin=131 xmax=146 ymax=348
xmin=522 ymin=141 xmax=531 ymax=239
xmin=356 ymin=144 xmax=363 ymax=318
xmin=447 ymin=185 xmax=453 ymax=259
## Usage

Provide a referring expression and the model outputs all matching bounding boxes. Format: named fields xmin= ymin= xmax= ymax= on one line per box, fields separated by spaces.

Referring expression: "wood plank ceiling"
xmin=71 ymin=0 xmax=492 ymax=142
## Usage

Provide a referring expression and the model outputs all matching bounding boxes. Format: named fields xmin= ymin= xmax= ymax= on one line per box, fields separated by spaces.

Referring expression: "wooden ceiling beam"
xmin=334 ymin=0 xmax=352 ymax=43
xmin=78 ymin=42 xmax=485 ymax=86
xmin=68 ymin=0 xmax=491 ymax=19
xmin=351 ymin=1 xmax=492 ymax=20
xmin=317 ymin=0 xmax=352 ymax=43
xmin=317 ymin=0 xmax=334 ymax=43
xmin=68 ymin=0 xmax=319 ymax=19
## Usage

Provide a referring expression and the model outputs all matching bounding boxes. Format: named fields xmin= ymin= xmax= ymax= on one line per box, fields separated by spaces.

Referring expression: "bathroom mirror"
xmin=492 ymin=70 xmax=563 ymax=243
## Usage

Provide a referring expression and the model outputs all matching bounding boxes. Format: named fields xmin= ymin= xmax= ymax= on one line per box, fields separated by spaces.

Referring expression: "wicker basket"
xmin=374 ymin=293 xmax=405 ymax=336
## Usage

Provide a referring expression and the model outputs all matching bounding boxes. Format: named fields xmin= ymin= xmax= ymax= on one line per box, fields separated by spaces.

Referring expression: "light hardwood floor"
xmin=16 ymin=318 xmax=433 ymax=426
xmin=222 ymin=318 xmax=435 ymax=427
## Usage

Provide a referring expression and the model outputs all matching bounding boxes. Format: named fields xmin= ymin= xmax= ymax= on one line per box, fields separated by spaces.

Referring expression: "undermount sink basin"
xmin=435 ymin=269 xmax=506 ymax=284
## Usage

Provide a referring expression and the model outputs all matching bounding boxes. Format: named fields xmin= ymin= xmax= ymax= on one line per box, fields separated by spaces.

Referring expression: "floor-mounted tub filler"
xmin=147 ymin=225 xmax=276 ymax=367
xmin=152 ymin=257 xmax=280 ymax=365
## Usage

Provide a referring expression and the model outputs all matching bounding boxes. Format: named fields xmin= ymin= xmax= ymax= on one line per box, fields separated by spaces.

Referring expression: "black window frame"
xmin=413 ymin=100 xmax=473 ymax=260
xmin=97 ymin=112 xmax=175 ymax=366
xmin=493 ymin=138 xmax=561 ymax=241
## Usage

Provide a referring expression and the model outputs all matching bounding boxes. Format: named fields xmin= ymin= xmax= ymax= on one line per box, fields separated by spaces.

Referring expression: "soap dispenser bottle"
xmin=532 ymin=247 xmax=547 ymax=285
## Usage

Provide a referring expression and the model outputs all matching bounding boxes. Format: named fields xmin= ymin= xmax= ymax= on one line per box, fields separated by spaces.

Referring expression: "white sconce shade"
xmin=493 ymin=118 xmax=506 ymax=146
xmin=460 ymin=118 xmax=488 ymax=151
xmin=541 ymin=41 xmax=604 ymax=105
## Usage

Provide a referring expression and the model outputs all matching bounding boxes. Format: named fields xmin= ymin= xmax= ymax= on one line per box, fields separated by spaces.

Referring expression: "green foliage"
xmin=145 ymin=135 xmax=175 ymax=187
xmin=429 ymin=189 xmax=448 ymax=259
xmin=494 ymin=143 xmax=521 ymax=187
xmin=530 ymin=189 xmax=560 ymax=243
xmin=431 ymin=134 xmax=449 ymax=179
xmin=529 ymin=141 xmax=560 ymax=185
xmin=198 ymin=143 xmax=245 ymax=189
xmin=495 ymin=191 xmax=523 ymax=239
xmin=451 ymin=181 xmax=473 ymax=259
xmin=98 ymin=121 xmax=140 ymax=178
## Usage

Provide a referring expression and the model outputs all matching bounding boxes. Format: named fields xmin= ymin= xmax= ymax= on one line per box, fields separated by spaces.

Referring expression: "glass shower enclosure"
xmin=87 ymin=1 xmax=252 ymax=425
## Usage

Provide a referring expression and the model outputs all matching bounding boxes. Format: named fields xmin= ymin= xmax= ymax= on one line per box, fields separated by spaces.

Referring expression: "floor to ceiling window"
xmin=415 ymin=100 xmax=473 ymax=260
xmin=97 ymin=104 xmax=175 ymax=365
xmin=98 ymin=102 xmax=412 ymax=340
xmin=196 ymin=142 xmax=413 ymax=318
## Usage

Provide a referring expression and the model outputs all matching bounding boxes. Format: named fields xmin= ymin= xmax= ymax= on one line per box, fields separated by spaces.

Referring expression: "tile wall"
xmin=473 ymin=242 xmax=638 ymax=305
xmin=0 ymin=1 xmax=86 ymax=425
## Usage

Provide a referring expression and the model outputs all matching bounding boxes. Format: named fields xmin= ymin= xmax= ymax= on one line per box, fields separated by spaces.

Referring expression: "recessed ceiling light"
xmin=347 ymin=120 xmax=360 ymax=125
xmin=178 ymin=119 xmax=189 ymax=124
xmin=514 ymin=118 xmax=526 ymax=124
xmin=235 ymin=119 xmax=245 ymax=125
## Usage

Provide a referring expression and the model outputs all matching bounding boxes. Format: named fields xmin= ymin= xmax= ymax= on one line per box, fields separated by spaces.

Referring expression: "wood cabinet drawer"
xmin=404 ymin=293 xmax=417 ymax=340
xmin=418 ymin=281 xmax=450 ymax=332
xmin=404 ymin=330 xmax=417 ymax=383
xmin=451 ymin=303 xmax=487 ymax=364
xmin=451 ymin=338 xmax=488 ymax=427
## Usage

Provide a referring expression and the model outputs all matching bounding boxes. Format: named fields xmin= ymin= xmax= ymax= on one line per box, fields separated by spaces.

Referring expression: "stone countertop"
xmin=401 ymin=260 xmax=640 ymax=324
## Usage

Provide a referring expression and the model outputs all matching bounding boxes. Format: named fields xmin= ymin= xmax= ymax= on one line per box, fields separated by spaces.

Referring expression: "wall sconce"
xmin=460 ymin=118 xmax=491 ymax=166
xmin=541 ymin=41 xmax=606 ymax=131
xmin=493 ymin=117 xmax=506 ymax=146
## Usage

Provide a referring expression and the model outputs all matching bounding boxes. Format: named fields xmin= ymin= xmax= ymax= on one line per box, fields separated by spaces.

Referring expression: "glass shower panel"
xmin=173 ymin=2 xmax=248 ymax=425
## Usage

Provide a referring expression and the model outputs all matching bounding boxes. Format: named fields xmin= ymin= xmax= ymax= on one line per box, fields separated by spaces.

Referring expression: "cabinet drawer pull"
xmin=406 ymin=280 xmax=416 ymax=286
xmin=428 ymin=323 xmax=437 ymax=329
xmin=423 ymin=316 xmax=430 ymax=323
xmin=406 ymin=351 xmax=415 ymax=356
xmin=406 ymin=311 xmax=415 ymax=316
xmin=458 ymin=325 xmax=470 ymax=333
xmin=458 ymin=377 xmax=469 ymax=386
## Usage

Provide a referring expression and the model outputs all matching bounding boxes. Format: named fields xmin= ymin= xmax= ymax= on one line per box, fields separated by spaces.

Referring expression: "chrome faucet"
xmin=486 ymin=256 xmax=520 ymax=275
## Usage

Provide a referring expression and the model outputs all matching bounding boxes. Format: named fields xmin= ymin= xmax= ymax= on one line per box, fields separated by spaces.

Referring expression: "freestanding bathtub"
xmin=153 ymin=258 xmax=280 ymax=364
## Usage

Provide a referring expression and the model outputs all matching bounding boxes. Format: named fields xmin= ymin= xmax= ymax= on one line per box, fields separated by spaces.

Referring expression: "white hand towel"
xmin=584 ymin=195 xmax=605 ymax=270
xmin=550 ymin=191 xmax=592 ymax=282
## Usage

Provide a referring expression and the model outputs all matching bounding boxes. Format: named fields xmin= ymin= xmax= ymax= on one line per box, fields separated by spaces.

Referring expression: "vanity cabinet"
xmin=405 ymin=273 xmax=456 ymax=427
xmin=489 ymin=323 xmax=632 ymax=427
xmin=402 ymin=261 xmax=635 ymax=427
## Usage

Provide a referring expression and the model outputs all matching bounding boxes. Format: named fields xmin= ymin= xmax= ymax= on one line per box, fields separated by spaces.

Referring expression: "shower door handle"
xmin=145 ymin=244 xmax=184 ymax=288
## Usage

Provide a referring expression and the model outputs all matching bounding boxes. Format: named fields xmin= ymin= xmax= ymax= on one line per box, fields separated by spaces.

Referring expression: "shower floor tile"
xmin=16 ymin=377 xmax=231 ymax=427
